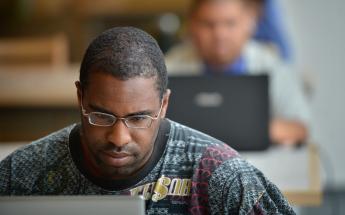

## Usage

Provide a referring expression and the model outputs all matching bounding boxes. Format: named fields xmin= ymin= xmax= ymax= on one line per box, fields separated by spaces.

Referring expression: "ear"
xmin=187 ymin=15 xmax=198 ymax=40
xmin=247 ymin=4 xmax=260 ymax=32
xmin=242 ymin=8 xmax=258 ymax=36
xmin=160 ymin=89 xmax=171 ymax=118
xmin=75 ymin=81 xmax=82 ymax=107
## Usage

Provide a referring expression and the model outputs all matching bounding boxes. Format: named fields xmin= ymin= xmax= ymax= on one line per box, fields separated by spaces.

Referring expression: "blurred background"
xmin=0 ymin=0 xmax=344 ymax=214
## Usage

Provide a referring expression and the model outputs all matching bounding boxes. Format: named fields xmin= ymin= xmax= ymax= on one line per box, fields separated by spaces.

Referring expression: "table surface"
xmin=0 ymin=142 xmax=322 ymax=206
xmin=242 ymin=144 xmax=322 ymax=206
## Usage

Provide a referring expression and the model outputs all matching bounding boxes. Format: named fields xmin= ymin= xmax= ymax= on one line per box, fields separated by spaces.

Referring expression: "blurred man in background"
xmin=165 ymin=0 xmax=310 ymax=145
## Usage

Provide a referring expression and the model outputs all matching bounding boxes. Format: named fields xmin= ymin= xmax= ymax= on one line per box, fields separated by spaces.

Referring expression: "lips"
xmin=105 ymin=151 xmax=130 ymax=158
xmin=101 ymin=151 xmax=133 ymax=167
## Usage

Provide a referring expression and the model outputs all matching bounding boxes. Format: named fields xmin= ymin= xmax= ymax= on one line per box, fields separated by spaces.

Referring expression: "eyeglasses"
xmin=81 ymin=102 xmax=163 ymax=129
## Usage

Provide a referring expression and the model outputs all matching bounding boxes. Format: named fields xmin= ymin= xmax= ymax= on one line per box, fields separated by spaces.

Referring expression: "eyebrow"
xmin=88 ymin=103 xmax=154 ymax=117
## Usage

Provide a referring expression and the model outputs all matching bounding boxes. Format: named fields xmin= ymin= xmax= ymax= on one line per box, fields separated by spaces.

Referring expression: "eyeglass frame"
xmin=80 ymin=100 xmax=163 ymax=129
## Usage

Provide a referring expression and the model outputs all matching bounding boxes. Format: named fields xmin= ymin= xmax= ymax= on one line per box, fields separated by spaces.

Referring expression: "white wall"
xmin=282 ymin=0 xmax=345 ymax=187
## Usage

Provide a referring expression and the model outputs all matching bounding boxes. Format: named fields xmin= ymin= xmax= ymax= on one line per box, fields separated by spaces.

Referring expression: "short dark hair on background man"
xmin=189 ymin=0 xmax=265 ymax=15
xmin=79 ymin=26 xmax=168 ymax=99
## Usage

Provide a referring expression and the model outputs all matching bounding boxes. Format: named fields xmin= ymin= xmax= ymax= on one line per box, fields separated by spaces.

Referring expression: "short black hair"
xmin=79 ymin=26 xmax=168 ymax=99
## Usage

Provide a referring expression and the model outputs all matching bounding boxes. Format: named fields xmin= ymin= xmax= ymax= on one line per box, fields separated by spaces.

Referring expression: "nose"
xmin=106 ymin=119 xmax=132 ymax=148
xmin=213 ymin=24 xmax=228 ymax=41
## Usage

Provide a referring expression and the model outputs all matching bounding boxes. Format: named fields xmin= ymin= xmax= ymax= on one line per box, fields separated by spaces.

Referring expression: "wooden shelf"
xmin=75 ymin=0 xmax=192 ymax=17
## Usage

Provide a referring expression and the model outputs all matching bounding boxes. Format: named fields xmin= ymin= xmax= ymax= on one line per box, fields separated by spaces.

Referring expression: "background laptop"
xmin=0 ymin=195 xmax=145 ymax=215
xmin=167 ymin=75 xmax=270 ymax=151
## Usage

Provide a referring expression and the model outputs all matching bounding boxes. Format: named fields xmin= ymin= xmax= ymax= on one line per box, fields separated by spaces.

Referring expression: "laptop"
xmin=167 ymin=75 xmax=270 ymax=151
xmin=0 ymin=195 xmax=145 ymax=215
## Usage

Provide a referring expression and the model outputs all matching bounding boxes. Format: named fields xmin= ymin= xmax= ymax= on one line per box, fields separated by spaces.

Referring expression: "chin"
xmin=101 ymin=166 xmax=133 ymax=179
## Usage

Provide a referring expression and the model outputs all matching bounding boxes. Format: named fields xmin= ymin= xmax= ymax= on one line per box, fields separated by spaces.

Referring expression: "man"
xmin=0 ymin=27 xmax=295 ymax=214
xmin=165 ymin=0 xmax=310 ymax=145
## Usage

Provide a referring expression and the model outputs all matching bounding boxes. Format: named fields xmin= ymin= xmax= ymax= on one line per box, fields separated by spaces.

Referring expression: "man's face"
xmin=76 ymin=71 xmax=169 ymax=179
xmin=189 ymin=0 xmax=258 ymax=67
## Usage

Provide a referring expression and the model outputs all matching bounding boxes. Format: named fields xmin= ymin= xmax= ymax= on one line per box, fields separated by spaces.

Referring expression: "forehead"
xmin=84 ymin=71 xmax=160 ymax=109
xmin=192 ymin=0 xmax=249 ymax=17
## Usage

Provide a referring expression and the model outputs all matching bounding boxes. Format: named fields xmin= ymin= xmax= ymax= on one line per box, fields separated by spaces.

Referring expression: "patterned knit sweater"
xmin=0 ymin=119 xmax=295 ymax=214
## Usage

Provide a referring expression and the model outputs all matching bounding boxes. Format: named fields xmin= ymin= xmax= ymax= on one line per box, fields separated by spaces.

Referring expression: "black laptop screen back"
xmin=167 ymin=75 xmax=270 ymax=151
